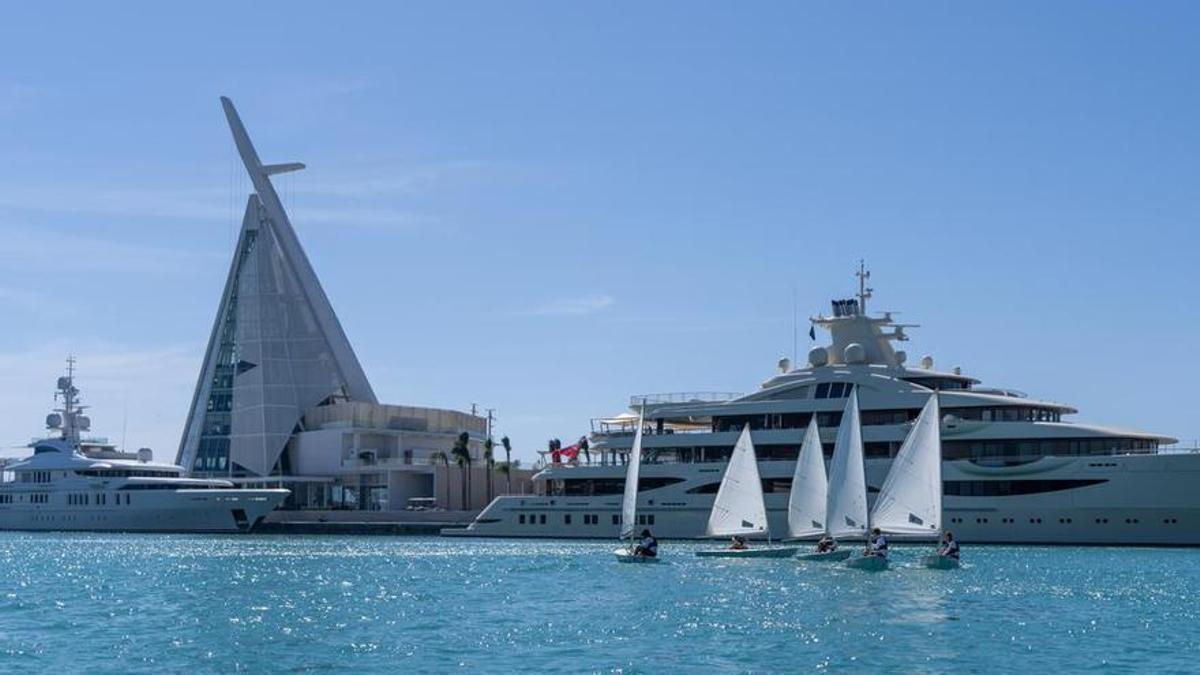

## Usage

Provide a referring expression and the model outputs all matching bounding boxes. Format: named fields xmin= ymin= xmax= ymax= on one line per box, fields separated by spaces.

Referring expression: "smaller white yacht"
xmin=0 ymin=361 xmax=288 ymax=533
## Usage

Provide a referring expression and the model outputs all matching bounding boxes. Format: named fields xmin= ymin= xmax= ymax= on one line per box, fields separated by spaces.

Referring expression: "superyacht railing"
xmin=589 ymin=422 xmax=715 ymax=435
xmin=531 ymin=444 xmax=1200 ymax=471
xmin=629 ymin=392 xmax=742 ymax=406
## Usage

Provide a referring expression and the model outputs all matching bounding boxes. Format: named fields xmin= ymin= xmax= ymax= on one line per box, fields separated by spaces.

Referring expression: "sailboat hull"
xmin=614 ymin=548 xmax=661 ymax=563
xmin=796 ymin=549 xmax=852 ymax=562
xmin=845 ymin=555 xmax=890 ymax=571
xmin=696 ymin=546 xmax=799 ymax=558
xmin=919 ymin=554 xmax=960 ymax=570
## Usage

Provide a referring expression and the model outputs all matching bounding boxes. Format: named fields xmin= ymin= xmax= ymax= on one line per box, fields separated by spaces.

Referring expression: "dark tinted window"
xmin=561 ymin=477 xmax=685 ymax=496
xmin=944 ymin=479 xmax=1108 ymax=496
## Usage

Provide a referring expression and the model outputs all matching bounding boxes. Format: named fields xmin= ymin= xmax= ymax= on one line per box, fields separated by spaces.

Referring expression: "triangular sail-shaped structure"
xmin=870 ymin=395 xmax=943 ymax=537
xmin=705 ymin=425 xmax=769 ymax=538
xmin=787 ymin=416 xmax=827 ymax=539
xmin=825 ymin=389 xmax=868 ymax=539
xmin=178 ymin=98 xmax=376 ymax=476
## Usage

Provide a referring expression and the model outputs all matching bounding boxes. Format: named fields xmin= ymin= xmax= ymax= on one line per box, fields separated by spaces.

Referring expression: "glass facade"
xmin=193 ymin=228 xmax=258 ymax=475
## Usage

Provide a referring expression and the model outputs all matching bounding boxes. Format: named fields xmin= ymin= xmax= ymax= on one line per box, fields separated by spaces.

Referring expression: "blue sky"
xmin=2 ymin=3 xmax=1199 ymax=461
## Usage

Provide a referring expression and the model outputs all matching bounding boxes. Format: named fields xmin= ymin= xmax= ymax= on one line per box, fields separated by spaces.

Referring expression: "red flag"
xmin=560 ymin=444 xmax=580 ymax=460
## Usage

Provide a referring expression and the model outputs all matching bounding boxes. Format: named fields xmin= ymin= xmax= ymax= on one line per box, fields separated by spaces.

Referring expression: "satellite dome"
xmin=844 ymin=343 xmax=866 ymax=364
xmin=77 ymin=416 xmax=91 ymax=431
xmin=45 ymin=413 xmax=62 ymax=429
xmin=808 ymin=346 xmax=829 ymax=367
xmin=57 ymin=376 xmax=70 ymax=390
xmin=920 ymin=355 xmax=934 ymax=370
xmin=895 ymin=350 xmax=907 ymax=365
xmin=137 ymin=447 xmax=153 ymax=463
xmin=778 ymin=357 xmax=792 ymax=373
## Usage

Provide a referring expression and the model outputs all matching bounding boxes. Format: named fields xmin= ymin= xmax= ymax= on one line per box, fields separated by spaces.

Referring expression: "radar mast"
xmin=48 ymin=356 xmax=90 ymax=448
xmin=856 ymin=259 xmax=873 ymax=314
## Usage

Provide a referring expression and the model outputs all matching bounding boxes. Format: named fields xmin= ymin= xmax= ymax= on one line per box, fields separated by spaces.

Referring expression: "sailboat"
xmin=846 ymin=394 xmax=944 ymax=571
xmin=816 ymin=390 xmax=871 ymax=566
xmin=696 ymin=424 xmax=798 ymax=558
xmin=791 ymin=416 xmax=852 ymax=561
xmin=614 ymin=407 xmax=660 ymax=563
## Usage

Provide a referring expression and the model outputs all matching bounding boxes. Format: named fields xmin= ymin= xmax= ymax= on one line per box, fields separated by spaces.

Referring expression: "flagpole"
xmin=792 ymin=285 xmax=798 ymax=367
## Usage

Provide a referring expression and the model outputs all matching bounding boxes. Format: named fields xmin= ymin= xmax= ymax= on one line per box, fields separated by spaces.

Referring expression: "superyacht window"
xmin=814 ymin=382 xmax=852 ymax=399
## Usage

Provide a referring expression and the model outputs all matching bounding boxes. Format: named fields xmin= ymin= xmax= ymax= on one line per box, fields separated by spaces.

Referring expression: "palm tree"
xmin=450 ymin=432 xmax=472 ymax=509
xmin=429 ymin=450 xmax=450 ymax=507
xmin=483 ymin=436 xmax=495 ymax=503
xmin=500 ymin=436 xmax=513 ymax=493
xmin=498 ymin=459 xmax=521 ymax=492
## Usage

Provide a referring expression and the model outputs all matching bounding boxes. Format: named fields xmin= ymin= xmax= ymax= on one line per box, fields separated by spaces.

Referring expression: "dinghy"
xmin=847 ymin=395 xmax=945 ymax=571
xmin=614 ymin=407 xmax=661 ymax=564
xmin=796 ymin=549 xmax=852 ymax=562
xmin=696 ymin=425 xmax=798 ymax=558
xmin=919 ymin=554 xmax=961 ymax=570
xmin=845 ymin=554 xmax=890 ymax=571
xmin=695 ymin=547 xmax=797 ymax=559
xmin=788 ymin=417 xmax=852 ymax=561
xmin=614 ymin=548 xmax=660 ymax=564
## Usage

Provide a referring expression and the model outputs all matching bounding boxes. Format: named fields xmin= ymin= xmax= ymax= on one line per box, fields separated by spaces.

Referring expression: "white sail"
xmin=705 ymin=424 xmax=768 ymax=538
xmin=787 ymin=416 xmax=827 ymax=539
xmin=825 ymin=390 xmax=869 ymax=539
xmin=870 ymin=395 xmax=942 ymax=537
xmin=618 ymin=408 xmax=646 ymax=540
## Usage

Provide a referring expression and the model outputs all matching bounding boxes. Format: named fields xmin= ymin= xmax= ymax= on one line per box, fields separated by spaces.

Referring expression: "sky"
xmin=1 ymin=3 xmax=1199 ymax=463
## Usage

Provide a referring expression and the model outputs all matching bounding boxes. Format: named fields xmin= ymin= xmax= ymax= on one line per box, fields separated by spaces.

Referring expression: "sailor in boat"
xmin=937 ymin=531 xmax=960 ymax=560
xmin=633 ymin=529 xmax=658 ymax=558
xmin=864 ymin=528 xmax=889 ymax=558
xmin=729 ymin=535 xmax=749 ymax=550
xmin=815 ymin=534 xmax=838 ymax=553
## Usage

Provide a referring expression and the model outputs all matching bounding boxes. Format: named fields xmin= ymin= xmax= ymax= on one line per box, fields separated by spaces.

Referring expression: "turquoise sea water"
xmin=0 ymin=534 xmax=1197 ymax=673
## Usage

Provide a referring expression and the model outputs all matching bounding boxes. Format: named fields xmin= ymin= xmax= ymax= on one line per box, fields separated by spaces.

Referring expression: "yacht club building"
xmin=177 ymin=98 xmax=524 ymax=511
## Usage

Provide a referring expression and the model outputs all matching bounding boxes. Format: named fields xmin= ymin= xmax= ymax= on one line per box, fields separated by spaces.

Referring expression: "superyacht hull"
xmin=0 ymin=489 xmax=288 ymax=533
xmin=444 ymin=453 xmax=1200 ymax=545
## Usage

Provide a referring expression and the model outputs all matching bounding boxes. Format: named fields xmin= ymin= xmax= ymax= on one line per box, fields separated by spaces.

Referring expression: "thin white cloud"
xmin=290 ymin=205 xmax=440 ymax=230
xmin=517 ymin=294 xmax=615 ymax=316
xmin=0 ymin=342 xmax=201 ymax=461
xmin=0 ymin=174 xmax=445 ymax=230
xmin=293 ymin=161 xmax=492 ymax=198
xmin=0 ymin=286 xmax=55 ymax=314
xmin=0 ymin=224 xmax=225 ymax=275
xmin=0 ymin=83 xmax=38 ymax=115
xmin=0 ymin=184 xmax=228 ymax=221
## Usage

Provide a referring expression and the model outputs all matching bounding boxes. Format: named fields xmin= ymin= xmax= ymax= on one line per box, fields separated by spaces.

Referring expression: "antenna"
xmin=792 ymin=285 xmax=798 ymax=367
xmin=856 ymin=259 xmax=873 ymax=313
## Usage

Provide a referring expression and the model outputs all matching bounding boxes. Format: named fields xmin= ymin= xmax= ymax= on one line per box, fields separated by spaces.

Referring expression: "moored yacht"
xmin=448 ymin=266 xmax=1200 ymax=545
xmin=0 ymin=362 xmax=288 ymax=532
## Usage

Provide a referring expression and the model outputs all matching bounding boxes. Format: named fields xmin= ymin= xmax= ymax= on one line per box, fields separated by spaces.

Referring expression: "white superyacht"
xmin=449 ymin=267 xmax=1200 ymax=545
xmin=0 ymin=363 xmax=288 ymax=532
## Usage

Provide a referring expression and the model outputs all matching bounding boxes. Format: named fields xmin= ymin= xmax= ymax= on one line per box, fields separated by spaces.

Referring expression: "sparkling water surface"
xmin=0 ymin=534 xmax=1196 ymax=673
